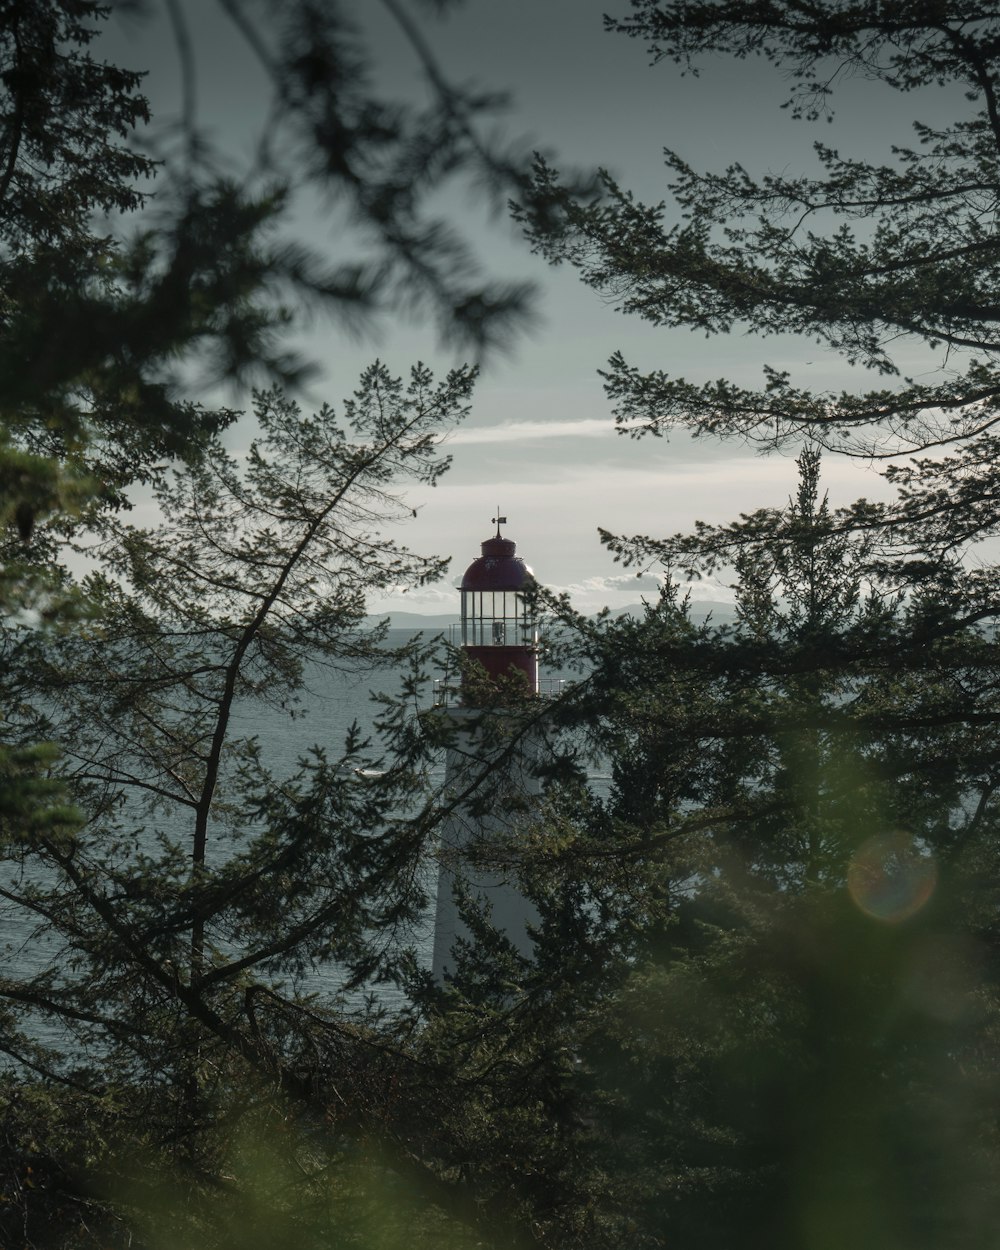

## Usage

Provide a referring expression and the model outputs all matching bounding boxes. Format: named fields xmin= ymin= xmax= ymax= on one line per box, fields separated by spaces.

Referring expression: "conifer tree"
xmin=504 ymin=450 xmax=1000 ymax=1249
xmin=516 ymin=3 xmax=1000 ymax=562
xmin=0 ymin=3 xmax=578 ymax=1243
xmin=0 ymin=361 xmax=488 ymax=1246
xmin=503 ymin=20 xmax=1000 ymax=1234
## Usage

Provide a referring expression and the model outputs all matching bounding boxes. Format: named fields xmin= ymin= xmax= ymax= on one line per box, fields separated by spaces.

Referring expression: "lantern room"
xmin=459 ymin=515 xmax=538 ymax=697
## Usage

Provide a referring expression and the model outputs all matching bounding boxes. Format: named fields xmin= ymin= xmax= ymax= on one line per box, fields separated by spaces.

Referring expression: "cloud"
xmin=367 ymin=567 xmax=739 ymax=618
xmin=374 ymin=584 xmax=456 ymax=606
xmin=448 ymin=418 xmax=618 ymax=446
xmin=603 ymin=572 xmax=663 ymax=591
xmin=548 ymin=573 xmax=661 ymax=595
xmin=547 ymin=572 xmax=736 ymax=609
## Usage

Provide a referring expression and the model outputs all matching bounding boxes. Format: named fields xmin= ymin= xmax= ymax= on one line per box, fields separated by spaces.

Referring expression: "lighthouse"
xmin=431 ymin=514 xmax=542 ymax=983
xmin=458 ymin=512 xmax=538 ymax=695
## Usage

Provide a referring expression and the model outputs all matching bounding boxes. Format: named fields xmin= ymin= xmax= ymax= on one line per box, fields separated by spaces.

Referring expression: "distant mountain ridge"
xmin=367 ymin=600 xmax=738 ymax=629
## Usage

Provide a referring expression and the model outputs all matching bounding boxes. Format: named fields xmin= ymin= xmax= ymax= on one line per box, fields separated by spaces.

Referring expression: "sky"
xmin=98 ymin=0 xmax=928 ymax=616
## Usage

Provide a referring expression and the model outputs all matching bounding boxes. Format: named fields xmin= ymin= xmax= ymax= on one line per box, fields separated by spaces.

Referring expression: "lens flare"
xmin=847 ymin=832 xmax=937 ymax=923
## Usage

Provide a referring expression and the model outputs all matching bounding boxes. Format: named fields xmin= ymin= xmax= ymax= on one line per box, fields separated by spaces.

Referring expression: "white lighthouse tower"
xmin=431 ymin=514 xmax=541 ymax=983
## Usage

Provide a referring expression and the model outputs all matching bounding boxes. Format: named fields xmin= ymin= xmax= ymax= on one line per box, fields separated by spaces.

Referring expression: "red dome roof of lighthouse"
xmin=460 ymin=520 xmax=534 ymax=591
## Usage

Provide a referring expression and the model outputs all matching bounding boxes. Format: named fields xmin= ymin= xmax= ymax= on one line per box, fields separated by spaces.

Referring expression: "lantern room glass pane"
xmin=460 ymin=587 xmax=536 ymax=646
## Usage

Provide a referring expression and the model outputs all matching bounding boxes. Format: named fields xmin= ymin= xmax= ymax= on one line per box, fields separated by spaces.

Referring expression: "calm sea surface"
xmin=2 ymin=629 xmax=593 ymax=1048
xmin=0 ymin=632 xmax=440 ymax=1042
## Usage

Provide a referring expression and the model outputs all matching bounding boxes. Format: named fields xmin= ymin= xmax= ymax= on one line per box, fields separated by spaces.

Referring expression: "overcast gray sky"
xmin=101 ymin=1 xmax=929 ymax=614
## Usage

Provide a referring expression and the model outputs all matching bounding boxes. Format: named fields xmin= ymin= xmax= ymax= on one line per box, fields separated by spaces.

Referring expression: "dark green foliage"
xmin=0 ymin=361 xmax=492 ymax=1245
xmin=516 ymin=4 xmax=1000 ymax=549
xmin=489 ymin=449 xmax=1000 ymax=1249
xmin=10 ymin=3 xmax=1000 ymax=1247
xmin=0 ymin=3 xmax=576 ymax=1242
xmin=7 ymin=359 xmax=470 ymax=1029
xmin=507 ymin=24 xmax=1000 ymax=1232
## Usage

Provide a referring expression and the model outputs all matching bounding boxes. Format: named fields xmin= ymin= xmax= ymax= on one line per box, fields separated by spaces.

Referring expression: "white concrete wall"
xmin=431 ymin=707 xmax=541 ymax=983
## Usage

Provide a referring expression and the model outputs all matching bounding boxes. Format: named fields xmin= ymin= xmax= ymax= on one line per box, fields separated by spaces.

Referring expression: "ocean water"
xmin=3 ymin=627 xmax=585 ymax=1047
xmin=0 ymin=631 xmax=444 ymax=1045
xmin=222 ymin=627 xmax=449 ymax=1004
xmin=228 ymin=628 xmax=445 ymax=776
